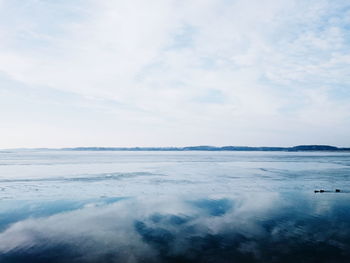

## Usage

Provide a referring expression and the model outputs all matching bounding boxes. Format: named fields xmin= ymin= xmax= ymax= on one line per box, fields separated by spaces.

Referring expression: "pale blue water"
xmin=0 ymin=150 xmax=350 ymax=262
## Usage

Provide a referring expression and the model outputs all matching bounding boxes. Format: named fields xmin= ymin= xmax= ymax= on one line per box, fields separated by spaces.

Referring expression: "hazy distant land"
xmin=62 ymin=145 xmax=350 ymax=152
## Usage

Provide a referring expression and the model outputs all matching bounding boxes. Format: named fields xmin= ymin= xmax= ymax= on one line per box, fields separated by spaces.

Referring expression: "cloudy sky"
xmin=0 ymin=0 xmax=350 ymax=148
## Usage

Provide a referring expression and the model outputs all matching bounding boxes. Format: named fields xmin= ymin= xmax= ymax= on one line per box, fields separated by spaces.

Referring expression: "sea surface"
xmin=1 ymin=150 xmax=350 ymax=263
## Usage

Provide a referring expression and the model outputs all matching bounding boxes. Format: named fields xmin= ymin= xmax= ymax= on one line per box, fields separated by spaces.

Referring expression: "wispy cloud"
xmin=1 ymin=0 xmax=350 ymax=147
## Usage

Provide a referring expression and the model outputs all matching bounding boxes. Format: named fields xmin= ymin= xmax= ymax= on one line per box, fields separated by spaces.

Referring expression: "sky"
xmin=0 ymin=0 xmax=350 ymax=148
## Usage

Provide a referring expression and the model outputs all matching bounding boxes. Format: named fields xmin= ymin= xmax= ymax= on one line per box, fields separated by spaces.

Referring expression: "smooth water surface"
xmin=1 ymin=150 xmax=350 ymax=262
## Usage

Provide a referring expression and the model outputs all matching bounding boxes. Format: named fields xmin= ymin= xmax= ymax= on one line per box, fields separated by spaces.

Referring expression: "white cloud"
xmin=0 ymin=0 xmax=350 ymax=147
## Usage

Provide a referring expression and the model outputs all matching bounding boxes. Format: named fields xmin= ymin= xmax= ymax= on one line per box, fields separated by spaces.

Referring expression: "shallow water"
xmin=1 ymin=150 xmax=350 ymax=262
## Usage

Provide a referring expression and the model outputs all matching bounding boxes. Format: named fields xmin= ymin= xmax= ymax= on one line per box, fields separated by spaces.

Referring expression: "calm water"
xmin=1 ymin=150 xmax=350 ymax=262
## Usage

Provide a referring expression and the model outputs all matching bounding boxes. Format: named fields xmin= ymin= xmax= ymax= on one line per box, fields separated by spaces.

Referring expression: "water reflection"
xmin=0 ymin=197 xmax=127 ymax=232
xmin=1 ymin=193 xmax=350 ymax=263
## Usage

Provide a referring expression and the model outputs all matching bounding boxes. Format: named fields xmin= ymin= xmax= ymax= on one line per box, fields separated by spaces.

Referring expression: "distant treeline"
xmin=63 ymin=145 xmax=350 ymax=152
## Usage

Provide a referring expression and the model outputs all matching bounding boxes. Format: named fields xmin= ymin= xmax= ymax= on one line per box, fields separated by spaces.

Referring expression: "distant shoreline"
xmin=65 ymin=145 xmax=350 ymax=152
xmin=5 ymin=145 xmax=348 ymax=152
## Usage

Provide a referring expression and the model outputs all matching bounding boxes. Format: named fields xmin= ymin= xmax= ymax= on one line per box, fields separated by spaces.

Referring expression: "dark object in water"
xmin=314 ymin=190 xmax=319 ymax=193
xmin=320 ymin=190 xmax=325 ymax=193
xmin=335 ymin=189 xmax=341 ymax=192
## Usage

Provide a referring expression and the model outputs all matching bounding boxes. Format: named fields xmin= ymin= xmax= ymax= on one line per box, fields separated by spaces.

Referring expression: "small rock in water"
xmin=320 ymin=190 xmax=325 ymax=193
xmin=314 ymin=190 xmax=319 ymax=193
xmin=335 ymin=189 xmax=341 ymax=192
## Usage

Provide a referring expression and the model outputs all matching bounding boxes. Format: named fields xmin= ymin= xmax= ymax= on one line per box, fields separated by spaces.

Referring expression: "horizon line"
xmin=2 ymin=145 xmax=350 ymax=151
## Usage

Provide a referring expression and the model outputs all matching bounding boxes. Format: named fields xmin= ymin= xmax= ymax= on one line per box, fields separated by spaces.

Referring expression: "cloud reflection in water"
xmin=1 ymin=193 xmax=350 ymax=263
